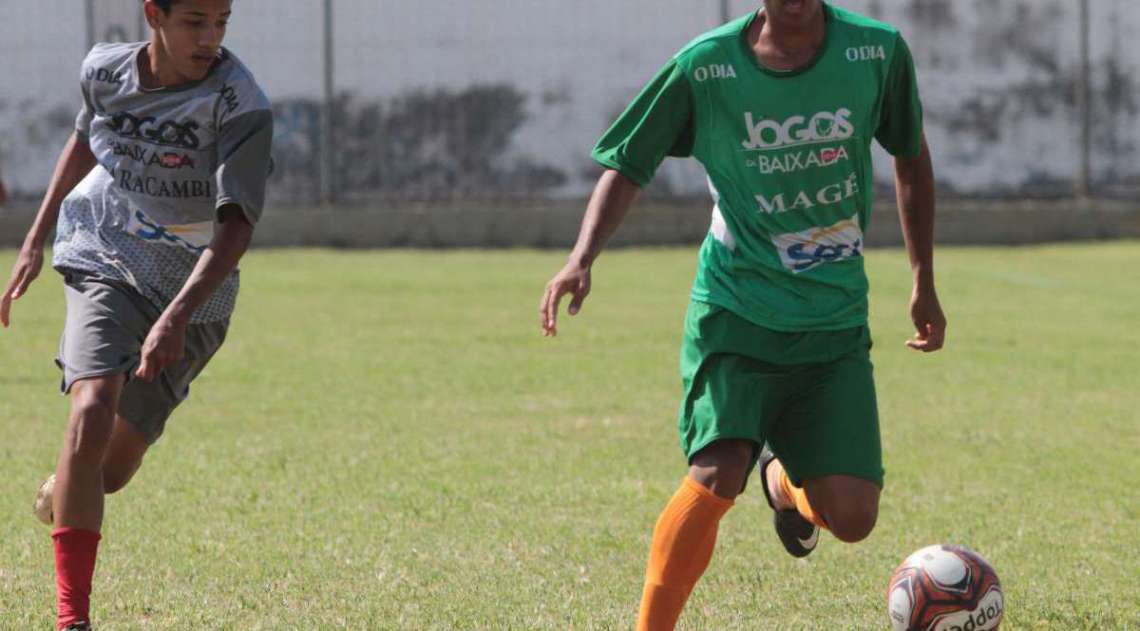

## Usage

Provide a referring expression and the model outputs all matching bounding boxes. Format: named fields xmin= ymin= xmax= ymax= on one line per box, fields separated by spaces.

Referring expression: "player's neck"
xmin=751 ymin=8 xmax=826 ymax=70
xmin=139 ymin=41 xmax=193 ymax=89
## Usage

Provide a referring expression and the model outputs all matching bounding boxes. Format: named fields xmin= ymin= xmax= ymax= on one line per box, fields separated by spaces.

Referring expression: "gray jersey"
xmin=53 ymin=42 xmax=273 ymax=323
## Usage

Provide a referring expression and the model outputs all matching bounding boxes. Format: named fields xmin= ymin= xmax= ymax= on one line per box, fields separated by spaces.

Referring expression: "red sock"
xmin=53 ymin=527 xmax=101 ymax=630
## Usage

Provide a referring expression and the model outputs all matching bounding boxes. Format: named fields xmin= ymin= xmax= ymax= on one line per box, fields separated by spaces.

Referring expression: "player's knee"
xmin=826 ymin=502 xmax=878 ymax=543
xmin=65 ymin=393 xmax=116 ymax=463
xmin=64 ymin=417 xmax=112 ymax=465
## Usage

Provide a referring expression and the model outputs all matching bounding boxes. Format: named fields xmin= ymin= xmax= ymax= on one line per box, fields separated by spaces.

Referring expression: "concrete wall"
xmin=4 ymin=200 xmax=1139 ymax=250
xmin=244 ymin=200 xmax=1140 ymax=248
xmin=0 ymin=0 xmax=1138 ymax=201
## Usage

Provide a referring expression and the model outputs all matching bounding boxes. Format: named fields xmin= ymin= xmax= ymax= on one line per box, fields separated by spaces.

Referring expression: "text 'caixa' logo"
xmin=742 ymin=108 xmax=854 ymax=151
xmin=108 ymin=112 xmax=201 ymax=150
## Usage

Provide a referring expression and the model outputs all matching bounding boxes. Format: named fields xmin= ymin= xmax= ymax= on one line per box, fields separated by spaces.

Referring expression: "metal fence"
xmin=0 ymin=0 xmax=1136 ymax=204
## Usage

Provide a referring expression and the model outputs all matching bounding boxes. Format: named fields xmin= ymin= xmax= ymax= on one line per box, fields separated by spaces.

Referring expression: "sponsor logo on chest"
xmin=108 ymin=112 xmax=201 ymax=150
xmin=749 ymin=145 xmax=850 ymax=175
xmin=771 ymin=216 xmax=864 ymax=273
xmin=126 ymin=209 xmax=211 ymax=254
xmin=755 ymin=172 xmax=860 ymax=215
xmin=741 ymin=108 xmax=854 ymax=151
xmin=113 ymin=167 xmax=213 ymax=200
xmin=111 ymin=141 xmax=196 ymax=170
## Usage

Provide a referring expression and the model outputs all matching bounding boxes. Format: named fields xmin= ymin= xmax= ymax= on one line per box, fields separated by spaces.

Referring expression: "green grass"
xmin=1 ymin=242 xmax=1138 ymax=629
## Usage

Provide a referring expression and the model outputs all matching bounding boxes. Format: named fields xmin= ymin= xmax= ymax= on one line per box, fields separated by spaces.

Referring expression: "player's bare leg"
xmin=55 ymin=376 xmax=124 ymax=530
xmin=35 ymin=416 xmax=150 ymax=525
xmin=101 ymin=416 xmax=150 ymax=494
xmin=764 ymin=456 xmax=879 ymax=543
xmin=802 ymin=475 xmax=879 ymax=542
xmin=637 ymin=439 xmax=751 ymax=631
xmin=52 ymin=374 xmax=123 ymax=630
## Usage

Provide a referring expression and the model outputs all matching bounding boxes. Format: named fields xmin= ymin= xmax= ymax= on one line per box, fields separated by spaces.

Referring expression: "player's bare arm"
xmin=135 ymin=205 xmax=253 ymax=381
xmin=540 ymin=169 xmax=640 ymax=336
xmin=1 ymin=132 xmax=96 ymax=327
xmin=894 ymin=135 xmax=945 ymax=353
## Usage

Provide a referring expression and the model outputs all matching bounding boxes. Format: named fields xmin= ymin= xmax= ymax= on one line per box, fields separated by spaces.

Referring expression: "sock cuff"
xmin=52 ymin=527 xmax=102 ymax=543
xmin=680 ymin=476 xmax=735 ymax=510
xmin=777 ymin=470 xmax=830 ymax=530
xmin=778 ymin=468 xmax=798 ymax=502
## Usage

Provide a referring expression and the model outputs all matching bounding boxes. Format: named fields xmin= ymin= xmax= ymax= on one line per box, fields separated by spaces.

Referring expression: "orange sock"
xmin=777 ymin=467 xmax=829 ymax=530
xmin=636 ymin=477 xmax=734 ymax=631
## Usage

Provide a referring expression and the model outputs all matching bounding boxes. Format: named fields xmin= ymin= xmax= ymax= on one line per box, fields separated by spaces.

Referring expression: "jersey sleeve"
xmin=874 ymin=34 xmax=924 ymax=158
xmin=591 ymin=59 xmax=696 ymax=187
xmin=214 ymin=80 xmax=274 ymax=225
xmin=75 ymin=52 xmax=96 ymax=142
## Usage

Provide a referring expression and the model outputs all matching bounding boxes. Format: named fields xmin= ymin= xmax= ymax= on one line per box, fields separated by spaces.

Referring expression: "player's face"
xmin=764 ymin=0 xmax=824 ymax=27
xmin=147 ymin=0 xmax=232 ymax=81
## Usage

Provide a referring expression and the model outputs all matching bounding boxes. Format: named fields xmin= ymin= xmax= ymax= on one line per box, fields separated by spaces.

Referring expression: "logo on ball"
xmin=887 ymin=545 xmax=1004 ymax=631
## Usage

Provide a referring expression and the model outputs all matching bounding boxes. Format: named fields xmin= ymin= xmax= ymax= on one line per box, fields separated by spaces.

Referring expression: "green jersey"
xmin=593 ymin=3 xmax=923 ymax=331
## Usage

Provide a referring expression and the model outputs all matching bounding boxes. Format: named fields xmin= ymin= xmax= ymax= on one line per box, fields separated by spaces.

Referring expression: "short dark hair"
xmin=149 ymin=0 xmax=176 ymax=14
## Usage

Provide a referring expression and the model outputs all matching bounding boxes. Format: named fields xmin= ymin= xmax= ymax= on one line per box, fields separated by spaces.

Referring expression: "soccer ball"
xmin=887 ymin=544 xmax=1004 ymax=631
xmin=33 ymin=474 xmax=55 ymax=525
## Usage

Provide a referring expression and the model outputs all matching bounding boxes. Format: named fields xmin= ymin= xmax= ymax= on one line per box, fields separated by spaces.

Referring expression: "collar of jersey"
xmin=738 ymin=1 xmax=834 ymax=78
xmin=133 ymin=43 xmax=229 ymax=94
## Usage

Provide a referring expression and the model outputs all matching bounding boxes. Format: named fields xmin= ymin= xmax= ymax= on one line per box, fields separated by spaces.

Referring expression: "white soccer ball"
xmin=33 ymin=474 xmax=55 ymax=525
xmin=887 ymin=544 xmax=1004 ymax=631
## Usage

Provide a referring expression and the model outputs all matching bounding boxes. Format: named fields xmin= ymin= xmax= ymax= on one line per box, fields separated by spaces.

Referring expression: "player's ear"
xmin=143 ymin=1 xmax=166 ymax=29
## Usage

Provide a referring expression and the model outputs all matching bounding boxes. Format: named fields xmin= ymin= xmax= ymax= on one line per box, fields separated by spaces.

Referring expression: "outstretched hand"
xmin=905 ymin=285 xmax=946 ymax=352
xmin=539 ymin=260 xmax=591 ymax=337
xmin=1 ymin=245 xmax=44 ymax=328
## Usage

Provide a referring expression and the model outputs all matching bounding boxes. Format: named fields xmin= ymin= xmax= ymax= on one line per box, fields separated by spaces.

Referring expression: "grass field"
xmin=1 ymin=243 xmax=1138 ymax=629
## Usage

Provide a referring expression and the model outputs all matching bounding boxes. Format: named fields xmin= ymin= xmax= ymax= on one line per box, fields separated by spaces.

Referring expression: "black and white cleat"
xmin=759 ymin=446 xmax=819 ymax=558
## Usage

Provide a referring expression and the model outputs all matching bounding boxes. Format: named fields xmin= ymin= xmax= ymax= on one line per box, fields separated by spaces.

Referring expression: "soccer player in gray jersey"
xmin=0 ymin=2 xmax=272 ymax=629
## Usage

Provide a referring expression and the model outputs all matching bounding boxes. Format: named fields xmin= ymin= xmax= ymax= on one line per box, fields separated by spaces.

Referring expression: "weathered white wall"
xmin=1 ymin=0 xmax=1136 ymax=199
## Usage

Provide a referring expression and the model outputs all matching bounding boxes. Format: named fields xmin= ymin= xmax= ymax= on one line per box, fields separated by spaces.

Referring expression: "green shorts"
xmin=677 ymin=301 xmax=883 ymax=490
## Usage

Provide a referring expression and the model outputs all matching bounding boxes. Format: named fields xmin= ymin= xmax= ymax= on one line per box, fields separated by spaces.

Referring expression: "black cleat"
xmin=759 ymin=446 xmax=819 ymax=558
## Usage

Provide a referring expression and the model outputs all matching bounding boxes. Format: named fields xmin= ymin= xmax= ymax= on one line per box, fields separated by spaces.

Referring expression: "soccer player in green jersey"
xmin=539 ymin=1 xmax=945 ymax=628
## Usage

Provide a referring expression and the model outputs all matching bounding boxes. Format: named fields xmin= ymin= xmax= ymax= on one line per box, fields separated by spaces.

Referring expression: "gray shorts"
xmin=56 ymin=270 xmax=228 ymax=444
